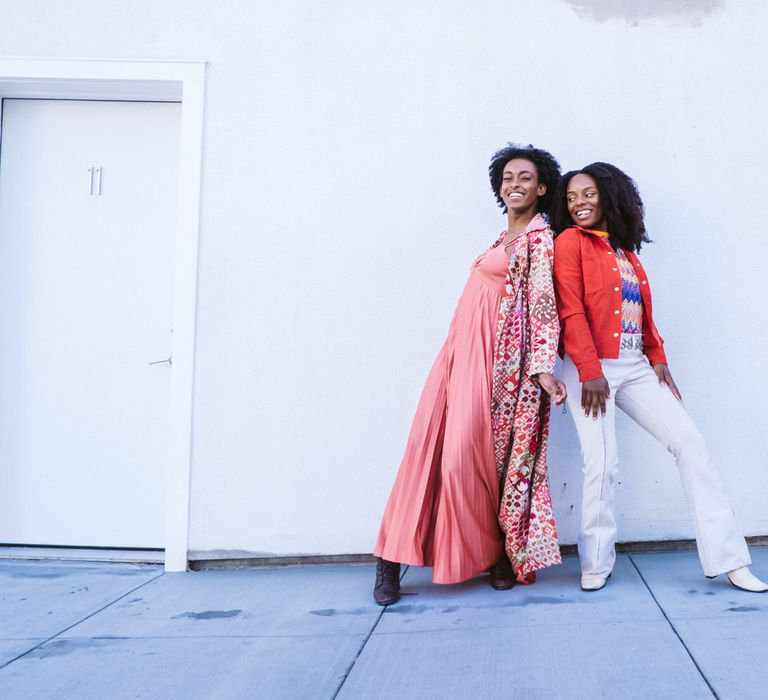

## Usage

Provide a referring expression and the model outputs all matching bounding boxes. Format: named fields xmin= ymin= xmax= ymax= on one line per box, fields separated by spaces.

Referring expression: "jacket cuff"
xmin=577 ymin=359 xmax=604 ymax=382
xmin=529 ymin=359 xmax=556 ymax=378
xmin=645 ymin=346 xmax=667 ymax=365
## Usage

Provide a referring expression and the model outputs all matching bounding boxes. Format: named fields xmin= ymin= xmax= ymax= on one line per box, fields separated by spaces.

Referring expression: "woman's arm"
xmin=527 ymin=228 xmax=560 ymax=376
xmin=527 ymin=228 xmax=567 ymax=404
xmin=552 ymin=231 xmax=603 ymax=382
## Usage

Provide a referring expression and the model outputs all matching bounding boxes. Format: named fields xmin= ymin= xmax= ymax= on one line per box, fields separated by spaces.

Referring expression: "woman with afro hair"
xmin=373 ymin=144 xmax=567 ymax=606
xmin=551 ymin=162 xmax=767 ymax=593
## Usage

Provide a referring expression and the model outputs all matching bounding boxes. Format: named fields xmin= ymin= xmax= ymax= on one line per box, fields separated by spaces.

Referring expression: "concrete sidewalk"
xmin=1 ymin=549 xmax=766 ymax=699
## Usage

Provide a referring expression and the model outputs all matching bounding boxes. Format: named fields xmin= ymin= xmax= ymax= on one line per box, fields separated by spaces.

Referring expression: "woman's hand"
xmin=581 ymin=377 xmax=610 ymax=419
xmin=537 ymin=373 xmax=567 ymax=405
xmin=652 ymin=363 xmax=682 ymax=401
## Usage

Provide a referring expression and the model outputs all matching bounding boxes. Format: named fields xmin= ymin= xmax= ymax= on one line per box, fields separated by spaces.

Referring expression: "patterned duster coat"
xmin=491 ymin=213 xmax=562 ymax=582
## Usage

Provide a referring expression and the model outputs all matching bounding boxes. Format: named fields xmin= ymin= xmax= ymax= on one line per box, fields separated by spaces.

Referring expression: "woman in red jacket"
xmin=551 ymin=162 xmax=766 ymax=593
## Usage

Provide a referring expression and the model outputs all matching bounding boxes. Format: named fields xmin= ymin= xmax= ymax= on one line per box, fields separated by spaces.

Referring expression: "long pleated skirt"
xmin=373 ymin=245 xmax=509 ymax=583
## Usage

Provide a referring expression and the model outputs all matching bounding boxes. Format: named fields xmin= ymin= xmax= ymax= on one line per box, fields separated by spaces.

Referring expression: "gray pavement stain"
xmin=116 ymin=598 xmax=146 ymax=609
xmin=309 ymin=608 xmax=367 ymax=617
xmin=171 ymin=609 xmax=242 ymax=620
xmin=726 ymin=605 xmax=762 ymax=612
xmin=26 ymin=638 xmax=118 ymax=659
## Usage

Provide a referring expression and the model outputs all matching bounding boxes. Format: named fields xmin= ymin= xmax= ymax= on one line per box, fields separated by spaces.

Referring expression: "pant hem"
xmin=703 ymin=556 xmax=752 ymax=578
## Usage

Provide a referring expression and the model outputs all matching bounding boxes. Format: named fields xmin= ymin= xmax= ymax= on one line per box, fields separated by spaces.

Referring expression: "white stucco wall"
xmin=2 ymin=0 xmax=766 ymax=556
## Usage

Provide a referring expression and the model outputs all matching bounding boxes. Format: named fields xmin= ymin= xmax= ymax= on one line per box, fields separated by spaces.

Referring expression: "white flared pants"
xmin=563 ymin=345 xmax=750 ymax=577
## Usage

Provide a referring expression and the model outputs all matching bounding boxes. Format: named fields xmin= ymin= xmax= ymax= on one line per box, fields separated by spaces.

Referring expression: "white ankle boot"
xmin=726 ymin=566 xmax=768 ymax=592
xmin=581 ymin=573 xmax=609 ymax=591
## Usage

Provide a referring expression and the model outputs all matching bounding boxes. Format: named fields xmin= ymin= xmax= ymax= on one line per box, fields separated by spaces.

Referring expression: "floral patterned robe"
xmin=491 ymin=213 xmax=562 ymax=582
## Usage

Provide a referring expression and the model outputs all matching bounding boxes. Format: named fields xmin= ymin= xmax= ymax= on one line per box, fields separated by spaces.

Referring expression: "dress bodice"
xmin=473 ymin=241 xmax=513 ymax=292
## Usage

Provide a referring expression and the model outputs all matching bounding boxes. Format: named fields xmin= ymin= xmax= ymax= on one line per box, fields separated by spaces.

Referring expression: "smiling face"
xmin=566 ymin=173 xmax=606 ymax=230
xmin=500 ymin=158 xmax=546 ymax=214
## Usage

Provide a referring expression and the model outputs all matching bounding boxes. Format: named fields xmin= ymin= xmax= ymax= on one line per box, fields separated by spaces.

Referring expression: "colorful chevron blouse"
xmin=615 ymin=248 xmax=643 ymax=334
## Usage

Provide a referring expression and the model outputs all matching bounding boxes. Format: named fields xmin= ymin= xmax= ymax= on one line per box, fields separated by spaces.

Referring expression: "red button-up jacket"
xmin=553 ymin=226 xmax=667 ymax=382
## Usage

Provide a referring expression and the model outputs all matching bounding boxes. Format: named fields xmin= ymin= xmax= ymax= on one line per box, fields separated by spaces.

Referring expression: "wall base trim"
xmin=188 ymin=536 xmax=768 ymax=570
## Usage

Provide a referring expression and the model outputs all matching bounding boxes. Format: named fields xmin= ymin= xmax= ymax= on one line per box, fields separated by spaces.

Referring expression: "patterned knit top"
xmin=615 ymin=249 xmax=643 ymax=334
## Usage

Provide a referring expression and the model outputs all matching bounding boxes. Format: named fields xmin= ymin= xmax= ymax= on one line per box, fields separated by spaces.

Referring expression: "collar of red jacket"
xmin=574 ymin=225 xmax=609 ymax=238
xmin=572 ymin=225 xmax=642 ymax=263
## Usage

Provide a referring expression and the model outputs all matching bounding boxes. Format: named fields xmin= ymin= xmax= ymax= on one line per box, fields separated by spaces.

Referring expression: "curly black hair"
xmin=489 ymin=143 xmax=561 ymax=214
xmin=550 ymin=162 xmax=651 ymax=252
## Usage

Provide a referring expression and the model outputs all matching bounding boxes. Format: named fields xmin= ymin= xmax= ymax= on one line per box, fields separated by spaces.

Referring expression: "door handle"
xmin=88 ymin=166 xmax=103 ymax=196
xmin=149 ymin=356 xmax=172 ymax=366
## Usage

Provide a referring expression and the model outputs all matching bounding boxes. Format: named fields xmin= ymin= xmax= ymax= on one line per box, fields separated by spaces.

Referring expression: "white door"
xmin=0 ymin=98 xmax=180 ymax=548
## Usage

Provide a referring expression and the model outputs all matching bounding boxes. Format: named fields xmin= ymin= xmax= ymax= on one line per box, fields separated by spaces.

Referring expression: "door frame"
xmin=0 ymin=57 xmax=206 ymax=572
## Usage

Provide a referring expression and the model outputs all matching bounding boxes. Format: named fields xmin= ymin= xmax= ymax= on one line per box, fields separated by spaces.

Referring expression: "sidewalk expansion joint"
xmin=0 ymin=570 xmax=166 ymax=672
xmin=331 ymin=564 xmax=409 ymax=698
xmin=627 ymin=553 xmax=719 ymax=699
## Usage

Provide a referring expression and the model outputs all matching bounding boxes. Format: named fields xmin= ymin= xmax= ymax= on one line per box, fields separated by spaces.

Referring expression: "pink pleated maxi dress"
xmin=374 ymin=241 xmax=514 ymax=584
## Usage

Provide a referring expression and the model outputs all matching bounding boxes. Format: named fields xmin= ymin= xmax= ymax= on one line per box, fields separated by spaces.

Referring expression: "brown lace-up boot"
xmin=373 ymin=558 xmax=401 ymax=605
